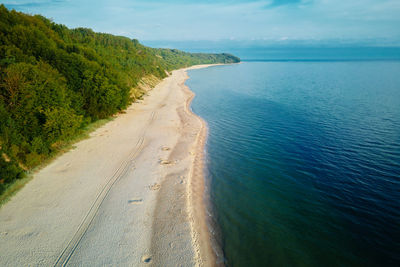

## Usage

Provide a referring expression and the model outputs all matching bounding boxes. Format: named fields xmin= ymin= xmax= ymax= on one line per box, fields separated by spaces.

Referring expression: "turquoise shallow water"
xmin=186 ymin=61 xmax=400 ymax=266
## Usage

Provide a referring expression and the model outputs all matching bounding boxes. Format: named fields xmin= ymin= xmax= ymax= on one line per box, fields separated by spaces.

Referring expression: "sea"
xmin=185 ymin=48 xmax=400 ymax=266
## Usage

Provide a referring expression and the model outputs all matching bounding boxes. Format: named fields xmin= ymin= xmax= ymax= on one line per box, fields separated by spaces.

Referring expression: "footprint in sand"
xmin=128 ymin=198 xmax=143 ymax=204
xmin=159 ymin=159 xmax=172 ymax=165
xmin=149 ymin=183 xmax=161 ymax=191
xmin=141 ymin=255 xmax=152 ymax=263
xmin=57 ymin=162 xmax=71 ymax=173
xmin=178 ymin=175 xmax=186 ymax=184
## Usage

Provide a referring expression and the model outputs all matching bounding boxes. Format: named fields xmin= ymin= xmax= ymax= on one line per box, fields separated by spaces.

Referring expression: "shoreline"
xmin=182 ymin=66 xmax=215 ymax=266
xmin=0 ymin=64 xmax=224 ymax=266
xmin=149 ymin=64 xmax=224 ymax=266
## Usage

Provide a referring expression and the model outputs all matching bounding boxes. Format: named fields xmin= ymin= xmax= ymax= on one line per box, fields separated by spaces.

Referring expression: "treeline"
xmin=156 ymin=49 xmax=241 ymax=69
xmin=0 ymin=5 xmax=240 ymax=194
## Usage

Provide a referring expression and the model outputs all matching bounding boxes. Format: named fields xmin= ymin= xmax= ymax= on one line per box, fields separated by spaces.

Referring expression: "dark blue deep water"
xmin=186 ymin=61 xmax=400 ymax=266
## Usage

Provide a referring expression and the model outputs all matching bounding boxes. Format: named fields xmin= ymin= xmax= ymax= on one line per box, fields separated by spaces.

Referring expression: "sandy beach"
xmin=0 ymin=65 xmax=218 ymax=266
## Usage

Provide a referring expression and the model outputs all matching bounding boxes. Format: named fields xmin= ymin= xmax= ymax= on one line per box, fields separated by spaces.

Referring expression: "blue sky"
xmin=3 ymin=0 xmax=400 ymax=45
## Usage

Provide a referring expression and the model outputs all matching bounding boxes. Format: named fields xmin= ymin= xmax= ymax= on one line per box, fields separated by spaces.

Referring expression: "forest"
xmin=0 ymin=5 xmax=240 ymax=195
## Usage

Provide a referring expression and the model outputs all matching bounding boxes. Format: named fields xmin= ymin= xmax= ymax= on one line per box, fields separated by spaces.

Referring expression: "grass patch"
xmin=0 ymin=174 xmax=33 ymax=207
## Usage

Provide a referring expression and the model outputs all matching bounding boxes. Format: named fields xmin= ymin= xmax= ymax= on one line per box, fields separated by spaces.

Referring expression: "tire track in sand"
xmin=54 ymin=110 xmax=157 ymax=267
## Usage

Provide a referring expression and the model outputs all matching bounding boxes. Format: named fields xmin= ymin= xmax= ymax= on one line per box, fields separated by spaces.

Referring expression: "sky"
xmin=2 ymin=0 xmax=400 ymax=46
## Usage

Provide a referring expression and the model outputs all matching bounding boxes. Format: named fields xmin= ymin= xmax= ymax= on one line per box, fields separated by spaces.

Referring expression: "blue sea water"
xmin=186 ymin=61 xmax=400 ymax=266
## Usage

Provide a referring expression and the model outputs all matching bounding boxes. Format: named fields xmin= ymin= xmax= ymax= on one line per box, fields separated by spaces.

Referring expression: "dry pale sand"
xmin=0 ymin=65 xmax=220 ymax=266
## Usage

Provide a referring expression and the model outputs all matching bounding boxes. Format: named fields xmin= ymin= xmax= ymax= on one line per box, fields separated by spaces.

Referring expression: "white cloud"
xmin=4 ymin=0 xmax=400 ymax=44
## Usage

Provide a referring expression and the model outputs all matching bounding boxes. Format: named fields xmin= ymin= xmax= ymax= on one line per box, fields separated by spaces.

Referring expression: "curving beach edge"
xmin=149 ymin=64 xmax=221 ymax=267
xmin=183 ymin=66 xmax=216 ymax=267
